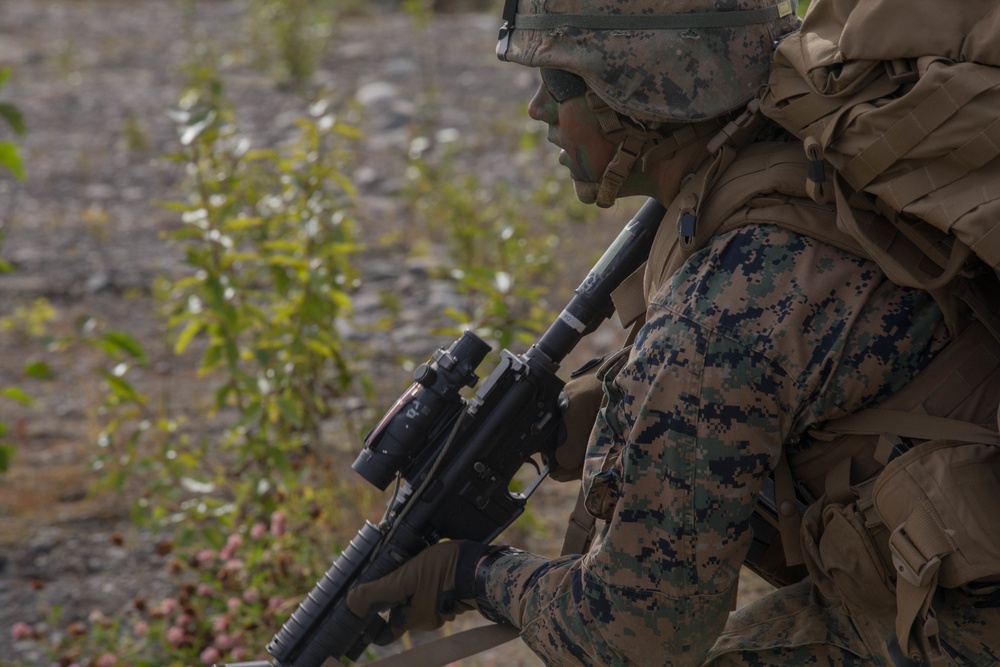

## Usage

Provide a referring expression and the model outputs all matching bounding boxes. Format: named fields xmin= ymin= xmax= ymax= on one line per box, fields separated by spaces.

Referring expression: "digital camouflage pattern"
xmin=480 ymin=222 xmax=986 ymax=665
xmin=498 ymin=0 xmax=800 ymax=122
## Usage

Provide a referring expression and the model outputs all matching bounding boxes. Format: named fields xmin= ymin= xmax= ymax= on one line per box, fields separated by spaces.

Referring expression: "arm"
xmin=483 ymin=307 xmax=793 ymax=666
xmin=479 ymin=222 xmax=952 ymax=666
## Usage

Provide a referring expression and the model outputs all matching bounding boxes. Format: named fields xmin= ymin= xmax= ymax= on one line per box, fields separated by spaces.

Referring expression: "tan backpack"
xmin=758 ymin=0 xmax=1000 ymax=337
xmin=749 ymin=2 xmax=1000 ymax=664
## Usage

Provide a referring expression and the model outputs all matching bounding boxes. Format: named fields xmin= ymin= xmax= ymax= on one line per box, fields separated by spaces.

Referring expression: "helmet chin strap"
xmin=584 ymin=91 xmax=720 ymax=208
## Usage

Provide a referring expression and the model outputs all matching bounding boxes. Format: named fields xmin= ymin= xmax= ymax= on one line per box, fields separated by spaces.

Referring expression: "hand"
xmin=346 ymin=540 xmax=489 ymax=644
xmin=549 ymin=372 xmax=604 ymax=482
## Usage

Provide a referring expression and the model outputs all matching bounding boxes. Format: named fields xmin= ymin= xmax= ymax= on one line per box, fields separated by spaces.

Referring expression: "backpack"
xmin=758 ymin=0 xmax=1000 ymax=339
xmin=743 ymin=2 xmax=1000 ymax=664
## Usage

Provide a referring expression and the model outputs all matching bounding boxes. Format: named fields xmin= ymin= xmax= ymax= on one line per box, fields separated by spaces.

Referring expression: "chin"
xmin=573 ymin=180 xmax=599 ymax=205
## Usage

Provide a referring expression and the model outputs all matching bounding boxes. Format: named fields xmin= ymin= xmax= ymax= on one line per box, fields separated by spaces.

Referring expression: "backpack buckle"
xmin=888 ymin=524 xmax=942 ymax=588
xmin=885 ymin=58 xmax=918 ymax=86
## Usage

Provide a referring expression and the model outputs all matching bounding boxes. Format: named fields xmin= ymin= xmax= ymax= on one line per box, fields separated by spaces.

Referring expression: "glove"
xmin=549 ymin=371 xmax=605 ymax=482
xmin=346 ymin=540 xmax=489 ymax=644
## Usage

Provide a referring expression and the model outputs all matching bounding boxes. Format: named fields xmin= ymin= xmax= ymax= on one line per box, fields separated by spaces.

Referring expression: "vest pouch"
xmin=872 ymin=438 xmax=1000 ymax=666
xmin=800 ymin=480 xmax=897 ymax=617
xmin=582 ymin=347 xmax=632 ymax=521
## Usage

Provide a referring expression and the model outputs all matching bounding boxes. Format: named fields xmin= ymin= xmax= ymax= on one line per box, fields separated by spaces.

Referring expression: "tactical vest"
xmin=606 ymin=135 xmax=1000 ymax=667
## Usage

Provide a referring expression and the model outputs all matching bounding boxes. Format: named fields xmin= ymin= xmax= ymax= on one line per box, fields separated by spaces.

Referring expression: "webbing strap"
xmin=365 ymin=623 xmax=520 ymax=667
xmin=561 ymin=485 xmax=598 ymax=556
xmin=882 ymin=115 xmax=1000 ymax=213
xmin=888 ymin=510 xmax=953 ymax=667
xmin=512 ymin=2 xmax=793 ymax=31
xmin=611 ymin=263 xmax=649 ymax=330
xmin=817 ymin=408 xmax=1000 ymax=445
xmin=773 ymin=448 xmax=804 ymax=566
xmin=833 ymin=174 xmax=972 ymax=290
xmin=842 ymin=65 xmax=1000 ymax=192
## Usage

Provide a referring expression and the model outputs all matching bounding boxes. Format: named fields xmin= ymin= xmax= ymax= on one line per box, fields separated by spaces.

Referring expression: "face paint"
xmin=528 ymin=78 xmax=617 ymax=205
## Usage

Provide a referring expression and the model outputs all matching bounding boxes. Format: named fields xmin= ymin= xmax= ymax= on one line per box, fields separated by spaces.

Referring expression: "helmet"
xmin=497 ymin=0 xmax=799 ymax=123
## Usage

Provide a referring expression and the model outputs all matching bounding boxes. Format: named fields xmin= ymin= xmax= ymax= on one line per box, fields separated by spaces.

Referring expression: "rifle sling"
xmin=364 ymin=622 xmax=520 ymax=667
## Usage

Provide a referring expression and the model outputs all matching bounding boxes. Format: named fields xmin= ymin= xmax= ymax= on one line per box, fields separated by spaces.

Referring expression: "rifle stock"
xmin=217 ymin=199 xmax=666 ymax=667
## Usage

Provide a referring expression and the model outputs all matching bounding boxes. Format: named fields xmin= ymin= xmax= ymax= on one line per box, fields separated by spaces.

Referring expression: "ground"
xmin=0 ymin=2 xmax=771 ymax=665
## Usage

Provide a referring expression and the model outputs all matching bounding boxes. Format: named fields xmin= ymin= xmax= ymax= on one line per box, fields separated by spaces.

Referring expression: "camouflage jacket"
xmin=483 ymin=222 xmax=950 ymax=666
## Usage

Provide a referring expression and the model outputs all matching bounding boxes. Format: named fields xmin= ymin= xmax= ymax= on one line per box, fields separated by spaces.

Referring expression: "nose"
xmin=528 ymin=81 xmax=557 ymax=124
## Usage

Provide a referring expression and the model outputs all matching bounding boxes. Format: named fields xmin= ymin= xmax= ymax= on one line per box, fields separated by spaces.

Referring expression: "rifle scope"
xmin=351 ymin=330 xmax=491 ymax=490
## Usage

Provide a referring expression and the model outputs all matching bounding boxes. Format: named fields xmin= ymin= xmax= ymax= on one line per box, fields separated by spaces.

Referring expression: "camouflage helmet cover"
xmin=498 ymin=0 xmax=799 ymax=123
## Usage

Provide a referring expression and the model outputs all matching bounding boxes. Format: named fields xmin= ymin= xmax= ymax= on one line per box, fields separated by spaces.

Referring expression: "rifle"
xmin=217 ymin=198 xmax=666 ymax=667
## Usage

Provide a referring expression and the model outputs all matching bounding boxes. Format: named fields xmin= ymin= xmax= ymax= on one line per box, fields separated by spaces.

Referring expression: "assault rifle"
xmin=218 ymin=199 xmax=666 ymax=667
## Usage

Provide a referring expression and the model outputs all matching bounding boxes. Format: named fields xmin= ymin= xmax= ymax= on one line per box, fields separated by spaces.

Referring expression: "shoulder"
xmin=646 ymin=223 xmax=884 ymax=386
xmin=658 ymin=223 xmax=878 ymax=333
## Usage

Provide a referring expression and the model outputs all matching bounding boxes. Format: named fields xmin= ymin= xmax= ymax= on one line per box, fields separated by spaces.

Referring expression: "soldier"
xmin=348 ymin=1 xmax=1000 ymax=665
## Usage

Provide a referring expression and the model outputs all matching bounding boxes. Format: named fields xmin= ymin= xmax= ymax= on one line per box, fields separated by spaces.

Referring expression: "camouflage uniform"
xmin=480 ymin=222 xmax=1000 ymax=665
xmin=488 ymin=1 xmax=1000 ymax=664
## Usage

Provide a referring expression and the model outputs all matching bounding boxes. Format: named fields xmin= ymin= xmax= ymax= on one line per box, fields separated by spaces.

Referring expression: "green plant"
xmin=0 ymin=299 xmax=59 ymax=472
xmin=91 ymin=74 xmax=371 ymax=541
xmin=17 ymin=479 xmax=376 ymax=667
xmin=10 ymin=71 xmax=389 ymax=665
xmin=401 ymin=133 xmax=597 ymax=353
xmin=0 ymin=66 xmax=25 ymax=180
xmin=248 ymin=0 xmax=340 ymax=90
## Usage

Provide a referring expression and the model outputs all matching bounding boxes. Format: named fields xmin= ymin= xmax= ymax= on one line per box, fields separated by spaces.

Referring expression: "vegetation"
xmin=0 ymin=66 xmax=26 ymax=472
xmin=3 ymin=2 xmax=593 ymax=665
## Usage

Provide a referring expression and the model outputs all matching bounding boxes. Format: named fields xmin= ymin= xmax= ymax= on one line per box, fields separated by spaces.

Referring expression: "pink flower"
xmin=212 ymin=614 xmax=230 ymax=633
xmin=166 ymin=625 xmax=186 ymax=647
xmin=10 ymin=622 xmax=34 ymax=641
xmin=199 ymin=646 xmax=221 ymax=665
xmin=154 ymin=597 xmax=180 ymax=617
xmin=227 ymin=597 xmax=241 ymax=614
xmin=196 ymin=582 xmax=214 ymax=597
xmin=230 ymin=647 xmax=249 ymax=661
xmin=222 ymin=558 xmax=245 ymax=574
xmin=213 ymin=632 xmax=236 ymax=650
xmin=95 ymin=653 xmax=117 ymax=667
xmin=133 ymin=620 xmax=149 ymax=637
xmin=242 ymin=588 xmax=260 ymax=605
xmin=250 ymin=522 xmax=267 ymax=539
xmin=270 ymin=511 xmax=286 ymax=537
xmin=266 ymin=596 xmax=285 ymax=614
xmin=220 ymin=533 xmax=243 ymax=561
xmin=196 ymin=549 xmax=215 ymax=564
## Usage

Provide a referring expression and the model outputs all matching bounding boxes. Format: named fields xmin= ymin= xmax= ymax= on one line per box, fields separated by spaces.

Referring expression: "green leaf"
xmin=103 ymin=372 xmax=145 ymax=405
xmin=180 ymin=109 xmax=217 ymax=146
xmin=0 ymin=103 xmax=26 ymax=136
xmin=174 ymin=319 xmax=204 ymax=354
xmin=0 ymin=142 xmax=25 ymax=180
xmin=102 ymin=331 xmax=148 ymax=362
xmin=1 ymin=386 xmax=34 ymax=406
xmin=23 ymin=361 xmax=55 ymax=380
xmin=0 ymin=442 xmax=14 ymax=472
xmin=277 ymin=397 xmax=303 ymax=428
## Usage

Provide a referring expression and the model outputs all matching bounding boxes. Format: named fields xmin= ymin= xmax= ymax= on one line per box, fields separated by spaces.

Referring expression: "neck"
xmin=619 ymin=135 xmax=715 ymax=204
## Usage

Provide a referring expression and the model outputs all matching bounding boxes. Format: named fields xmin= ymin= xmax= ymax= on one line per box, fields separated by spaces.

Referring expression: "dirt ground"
xmin=0 ymin=2 xmax=771 ymax=665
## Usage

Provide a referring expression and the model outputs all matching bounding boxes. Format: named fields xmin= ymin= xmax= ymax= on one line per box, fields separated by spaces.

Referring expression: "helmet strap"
xmin=585 ymin=91 xmax=720 ymax=208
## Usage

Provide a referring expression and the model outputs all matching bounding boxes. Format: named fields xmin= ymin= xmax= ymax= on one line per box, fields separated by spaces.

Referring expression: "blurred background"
xmin=0 ymin=2 xmax=772 ymax=666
